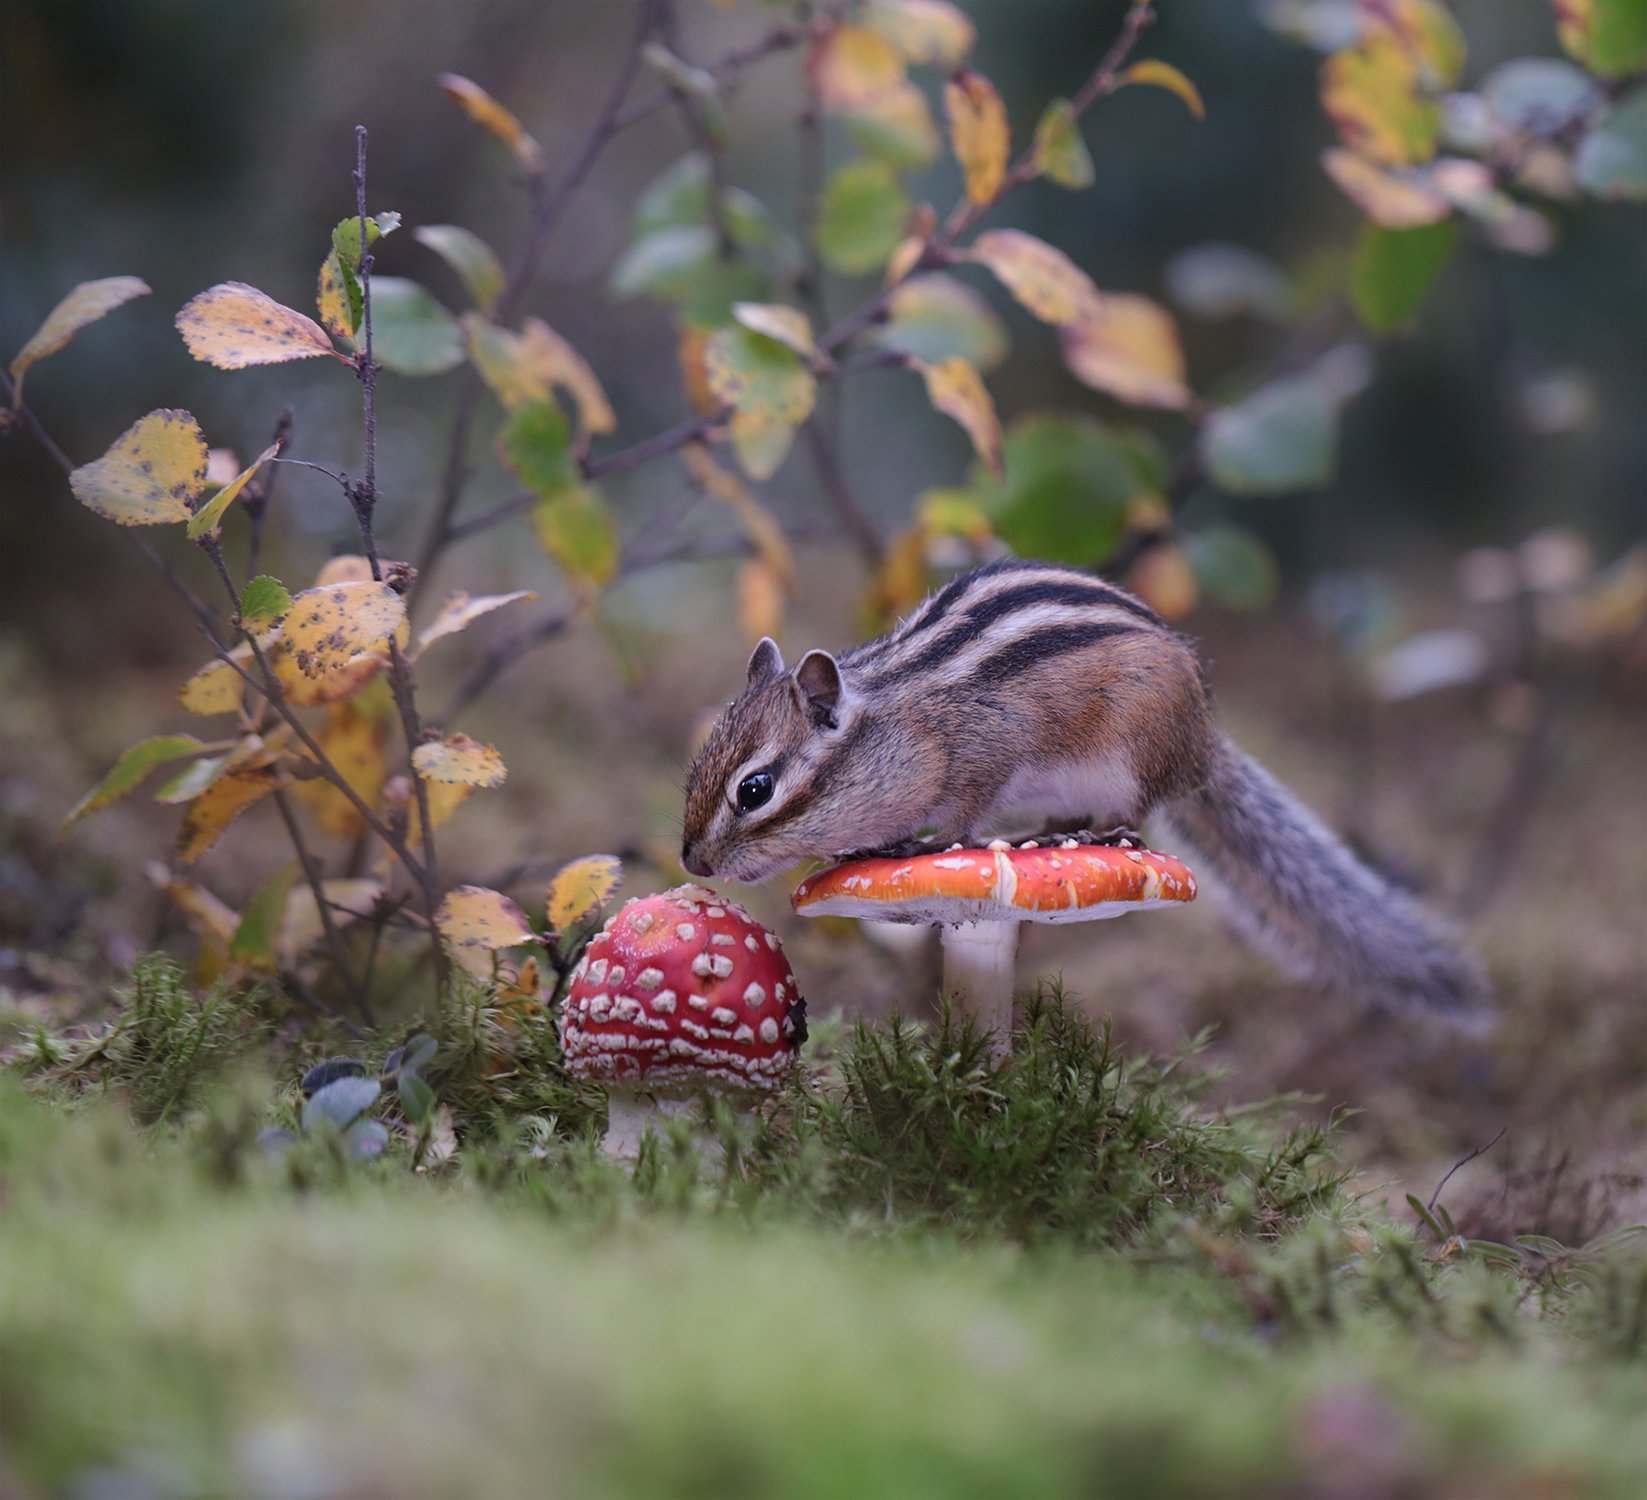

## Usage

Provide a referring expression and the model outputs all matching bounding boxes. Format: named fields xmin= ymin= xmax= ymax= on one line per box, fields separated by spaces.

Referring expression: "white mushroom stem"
xmin=939 ymin=921 xmax=1020 ymax=1063
xmin=601 ymin=1092 xmax=698 ymax=1160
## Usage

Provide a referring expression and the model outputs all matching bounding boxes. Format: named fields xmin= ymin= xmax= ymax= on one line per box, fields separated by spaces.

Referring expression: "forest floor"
xmin=2 ymin=594 xmax=1644 ymax=1498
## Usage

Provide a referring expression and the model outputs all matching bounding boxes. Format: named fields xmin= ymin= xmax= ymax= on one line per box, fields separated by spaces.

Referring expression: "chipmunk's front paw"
xmin=835 ymin=834 xmax=954 ymax=863
xmin=1041 ymin=823 xmax=1144 ymax=848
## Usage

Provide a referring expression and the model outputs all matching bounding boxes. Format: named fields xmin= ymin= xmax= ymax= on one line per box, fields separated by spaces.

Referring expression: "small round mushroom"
xmin=791 ymin=840 xmax=1196 ymax=1061
xmin=559 ymin=884 xmax=807 ymax=1157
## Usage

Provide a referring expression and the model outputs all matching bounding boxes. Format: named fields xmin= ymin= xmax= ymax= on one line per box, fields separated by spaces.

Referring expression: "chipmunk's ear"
xmin=793 ymin=649 xmax=843 ymax=729
xmin=746 ymin=637 xmax=784 ymax=686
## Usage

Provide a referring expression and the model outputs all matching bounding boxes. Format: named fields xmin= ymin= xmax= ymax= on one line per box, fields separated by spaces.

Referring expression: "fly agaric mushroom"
xmin=791 ymin=839 xmax=1197 ymax=1061
xmin=559 ymin=884 xmax=807 ymax=1156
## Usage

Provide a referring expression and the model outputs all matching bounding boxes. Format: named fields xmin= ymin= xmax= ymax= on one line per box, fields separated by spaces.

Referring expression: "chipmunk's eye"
xmin=735 ymin=770 xmax=775 ymax=814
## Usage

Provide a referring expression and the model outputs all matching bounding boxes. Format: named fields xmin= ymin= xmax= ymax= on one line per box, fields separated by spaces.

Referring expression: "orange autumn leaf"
xmin=545 ymin=854 xmax=624 ymax=930
xmin=176 ymin=283 xmax=343 ymax=369
xmin=176 ymin=768 xmax=284 ymax=863
xmin=915 ymin=356 xmax=1001 ymax=475
xmin=434 ymin=884 xmax=536 ymax=976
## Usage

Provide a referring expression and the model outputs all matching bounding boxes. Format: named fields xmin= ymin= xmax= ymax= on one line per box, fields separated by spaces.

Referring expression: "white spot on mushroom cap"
xmin=628 ymin=910 xmax=654 ymax=934
xmin=710 ymin=932 xmax=735 ymax=947
xmin=711 ymin=1006 xmax=738 ymax=1028
xmin=743 ymin=982 xmax=766 ymax=1008
xmin=687 ymin=993 xmax=710 ymax=1011
xmin=636 ymin=967 xmax=664 ymax=990
xmin=651 ymin=989 xmax=676 ymax=1014
xmin=586 ymin=957 xmax=608 ymax=984
xmin=733 ymin=1024 xmax=755 ymax=1044
xmin=744 ymin=934 xmax=760 ymax=952
xmin=676 ymin=923 xmax=696 ymax=941
xmin=707 ymin=905 xmax=726 ymax=917
xmin=759 ymin=1017 xmax=780 ymax=1045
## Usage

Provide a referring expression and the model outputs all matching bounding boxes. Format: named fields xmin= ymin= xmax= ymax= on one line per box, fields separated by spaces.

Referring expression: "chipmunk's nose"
xmin=681 ymin=843 xmax=713 ymax=878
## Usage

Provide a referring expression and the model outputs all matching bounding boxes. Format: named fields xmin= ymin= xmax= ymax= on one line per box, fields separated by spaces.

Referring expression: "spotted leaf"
xmin=435 ymin=885 xmax=536 ymax=976
xmin=177 ymin=283 xmax=342 ymax=369
xmin=413 ymin=589 xmax=537 ymax=659
xmin=177 ymin=768 xmax=285 ymax=863
xmin=283 ymin=581 xmax=406 ymax=680
xmin=411 ymin=733 xmax=507 ymax=788
xmin=546 ymin=854 xmax=623 ymax=930
xmin=69 ymin=409 xmax=207 ymax=526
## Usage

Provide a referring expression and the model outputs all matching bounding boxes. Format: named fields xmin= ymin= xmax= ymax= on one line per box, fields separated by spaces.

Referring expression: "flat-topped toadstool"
xmin=791 ymin=840 xmax=1197 ymax=1061
xmin=559 ymin=884 xmax=807 ymax=1157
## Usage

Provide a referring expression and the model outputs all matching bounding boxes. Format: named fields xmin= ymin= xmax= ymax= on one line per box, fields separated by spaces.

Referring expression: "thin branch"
xmin=583 ymin=411 xmax=724 ymax=480
xmin=1427 ymin=1127 xmax=1508 ymax=1214
xmin=802 ymin=422 xmax=881 ymax=563
xmin=270 ymin=785 xmax=367 ymax=1018
xmin=245 ymin=407 xmax=293 ymax=582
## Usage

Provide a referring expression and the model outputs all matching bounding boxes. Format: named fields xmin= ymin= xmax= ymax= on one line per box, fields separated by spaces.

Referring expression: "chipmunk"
xmin=682 ymin=558 xmax=1490 ymax=1021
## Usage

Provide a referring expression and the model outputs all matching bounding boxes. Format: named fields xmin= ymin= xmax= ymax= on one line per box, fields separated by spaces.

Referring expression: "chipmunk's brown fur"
xmin=682 ymin=559 xmax=1490 ymax=1021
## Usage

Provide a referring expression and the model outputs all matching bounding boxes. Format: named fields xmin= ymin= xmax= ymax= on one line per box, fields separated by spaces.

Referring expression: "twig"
xmin=1427 ymin=1127 xmax=1508 ymax=1214
xmin=583 ymin=411 xmax=724 ymax=480
xmin=244 ymin=407 xmax=293 ymax=582
xmin=802 ymin=422 xmax=881 ymax=563
xmin=270 ymin=785 xmax=368 ymax=1019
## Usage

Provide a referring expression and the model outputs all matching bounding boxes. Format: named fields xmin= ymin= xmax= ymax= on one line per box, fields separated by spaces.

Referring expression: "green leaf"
xmin=534 ymin=486 xmax=620 ymax=595
xmin=1183 ymin=526 xmax=1280 ymax=610
xmin=62 ymin=735 xmax=208 ymax=830
xmin=153 ymin=751 xmax=234 ymax=806
xmin=1557 ymin=0 xmax=1647 ymax=78
xmin=187 ymin=442 xmax=279 ymax=541
xmin=610 ymin=225 xmax=720 ymax=298
xmin=873 ymin=273 xmax=1009 ymax=371
xmin=332 ymin=211 xmax=401 ymax=273
xmin=1032 ymin=99 xmax=1095 ymax=189
xmin=632 ymin=153 xmax=780 ymax=249
xmin=365 ymin=278 xmax=465 ymax=375
xmin=1201 ymin=376 xmax=1338 ymax=496
xmin=1576 ymin=87 xmax=1647 ymax=201
xmin=230 ymin=861 xmax=298 ymax=970
xmin=414 ymin=224 xmax=506 ymax=311
xmin=815 ymin=160 xmax=910 ymax=275
xmin=398 ymin=1070 xmax=436 ymax=1126
xmin=971 ymin=414 xmax=1162 ymax=568
xmin=500 ymin=398 xmax=578 ymax=498
xmin=240 ymin=575 xmax=293 ymax=630
xmin=1350 ymin=220 xmax=1456 ymax=333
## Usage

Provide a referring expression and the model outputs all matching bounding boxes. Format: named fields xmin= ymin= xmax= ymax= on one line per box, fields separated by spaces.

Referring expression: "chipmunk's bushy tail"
xmin=1156 ymin=735 xmax=1493 ymax=1027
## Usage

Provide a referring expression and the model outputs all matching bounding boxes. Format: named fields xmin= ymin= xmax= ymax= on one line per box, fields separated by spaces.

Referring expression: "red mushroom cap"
xmin=791 ymin=841 xmax=1197 ymax=925
xmin=560 ymin=884 xmax=806 ymax=1095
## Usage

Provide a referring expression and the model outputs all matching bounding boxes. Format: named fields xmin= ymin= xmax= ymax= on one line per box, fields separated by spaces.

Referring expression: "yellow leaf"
xmin=678 ymin=325 xmax=718 ymax=413
xmin=966 ymin=229 xmax=1101 ymax=326
xmin=736 ymin=558 xmax=787 ymax=643
xmin=519 ymin=318 xmax=616 ymax=436
xmin=292 ymin=701 xmax=390 ymax=837
xmin=915 ymin=356 xmax=1001 ymax=475
xmin=1118 ymin=60 xmax=1206 ymax=120
xmin=176 ymin=282 xmax=341 ymax=369
xmin=283 ymin=580 xmax=406 ymax=680
xmin=731 ymin=303 xmax=817 ymax=361
xmin=186 ymin=442 xmax=279 ymax=541
xmin=462 ymin=314 xmax=539 ymax=408
xmin=534 ymin=485 xmax=620 ymax=596
xmin=545 ymin=854 xmax=623 ymax=930
xmin=146 ymin=862 xmax=239 ymax=950
xmin=497 ymin=955 xmax=543 ymax=1012
xmin=438 ymin=73 xmax=544 ymax=173
xmin=809 ymin=22 xmax=907 ymax=109
xmin=704 ymin=324 xmax=817 ymax=481
xmin=316 ymin=251 xmax=356 ymax=340
xmin=402 ymin=775 xmax=474 ymax=851
xmin=176 ymin=768 xmax=284 ymax=863
xmin=1060 ymin=294 xmax=1192 ymax=410
xmin=9 ymin=276 xmax=150 ymax=403
xmin=434 ymin=884 xmax=536 ymax=976
xmin=277 ymin=878 xmax=383 ymax=969
xmin=681 ymin=443 xmax=796 ymax=584
xmin=917 ymin=487 xmax=994 ymax=545
xmin=1376 ymin=0 xmax=1467 ymax=89
xmin=944 ymin=70 xmax=1010 ymax=204
xmin=1320 ymin=33 xmax=1441 ymax=167
xmin=179 ymin=645 xmax=252 ymax=716
xmin=411 ymin=733 xmax=507 ymax=788
xmin=312 ymin=555 xmax=377 ymax=588
xmin=863 ymin=0 xmax=975 ymax=68
xmin=412 ymin=589 xmax=536 ymax=659
xmin=69 ymin=408 xmax=207 ymax=527
xmin=1320 ymin=148 xmax=1450 ymax=227
xmin=272 ymin=637 xmax=389 ymax=707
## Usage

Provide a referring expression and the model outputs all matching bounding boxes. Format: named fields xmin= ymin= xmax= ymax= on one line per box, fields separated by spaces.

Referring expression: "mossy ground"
xmin=3 ymin=962 xmax=1644 ymax=1500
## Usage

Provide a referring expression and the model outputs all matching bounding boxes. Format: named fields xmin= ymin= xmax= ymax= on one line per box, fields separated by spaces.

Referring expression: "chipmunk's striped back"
xmin=843 ymin=559 xmax=1170 ymax=694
